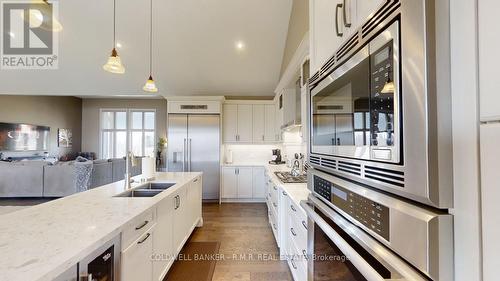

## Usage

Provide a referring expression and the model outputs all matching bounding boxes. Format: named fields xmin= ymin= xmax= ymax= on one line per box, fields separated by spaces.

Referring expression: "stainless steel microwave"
xmin=308 ymin=0 xmax=452 ymax=209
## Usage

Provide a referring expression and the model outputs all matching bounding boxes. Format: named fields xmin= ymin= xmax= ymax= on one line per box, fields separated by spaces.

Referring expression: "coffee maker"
xmin=269 ymin=149 xmax=285 ymax=165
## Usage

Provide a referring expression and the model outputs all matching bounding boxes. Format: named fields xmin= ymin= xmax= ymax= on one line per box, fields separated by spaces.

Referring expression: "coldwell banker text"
xmin=1 ymin=1 xmax=59 ymax=69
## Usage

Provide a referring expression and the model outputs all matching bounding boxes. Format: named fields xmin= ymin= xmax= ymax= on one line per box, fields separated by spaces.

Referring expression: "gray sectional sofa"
xmin=0 ymin=157 xmax=143 ymax=198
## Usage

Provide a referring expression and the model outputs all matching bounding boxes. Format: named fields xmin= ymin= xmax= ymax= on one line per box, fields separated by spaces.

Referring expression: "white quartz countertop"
xmin=264 ymin=164 xmax=310 ymax=215
xmin=0 ymin=172 xmax=201 ymax=281
xmin=221 ymin=162 xmax=269 ymax=167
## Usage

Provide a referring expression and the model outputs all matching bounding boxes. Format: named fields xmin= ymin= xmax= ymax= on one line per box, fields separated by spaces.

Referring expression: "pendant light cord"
xmin=149 ymin=0 xmax=153 ymax=75
xmin=113 ymin=0 xmax=116 ymax=47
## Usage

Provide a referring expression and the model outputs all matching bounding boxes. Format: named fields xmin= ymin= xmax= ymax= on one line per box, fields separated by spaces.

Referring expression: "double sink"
xmin=114 ymin=182 xmax=176 ymax=198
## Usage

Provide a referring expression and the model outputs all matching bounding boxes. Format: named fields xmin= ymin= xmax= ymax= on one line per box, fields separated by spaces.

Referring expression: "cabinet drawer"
xmin=289 ymin=214 xmax=307 ymax=254
xmin=288 ymin=239 xmax=307 ymax=281
xmin=122 ymin=209 xmax=154 ymax=249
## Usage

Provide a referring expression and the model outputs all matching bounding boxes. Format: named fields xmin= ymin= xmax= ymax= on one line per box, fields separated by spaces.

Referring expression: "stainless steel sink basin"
xmin=114 ymin=189 xmax=163 ymax=198
xmin=141 ymin=182 xmax=176 ymax=190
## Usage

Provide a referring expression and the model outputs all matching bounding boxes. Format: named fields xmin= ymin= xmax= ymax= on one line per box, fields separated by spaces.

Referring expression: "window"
xmin=100 ymin=109 xmax=156 ymax=159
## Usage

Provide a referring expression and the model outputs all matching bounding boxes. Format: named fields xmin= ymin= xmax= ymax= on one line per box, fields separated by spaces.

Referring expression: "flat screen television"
xmin=0 ymin=123 xmax=50 ymax=151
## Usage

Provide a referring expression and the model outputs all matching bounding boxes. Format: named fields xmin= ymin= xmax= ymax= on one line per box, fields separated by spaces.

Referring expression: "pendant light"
xmin=103 ymin=0 xmax=125 ymax=74
xmin=24 ymin=0 xmax=63 ymax=32
xmin=143 ymin=0 xmax=158 ymax=92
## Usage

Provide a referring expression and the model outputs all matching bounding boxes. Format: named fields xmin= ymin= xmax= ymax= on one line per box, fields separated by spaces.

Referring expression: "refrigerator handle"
xmin=189 ymin=138 xmax=192 ymax=172
xmin=183 ymin=138 xmax=187 ymax=172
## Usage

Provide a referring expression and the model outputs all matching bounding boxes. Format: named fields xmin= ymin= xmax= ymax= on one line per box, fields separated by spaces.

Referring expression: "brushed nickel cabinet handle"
xmin=343 ymin=0 xmax=351 ymax=27
xmin=291 ymin=259 xmax=297 ymax=269
xmin=290 ymin=227 xmax=297 ymax=236
xmin=335 ymin=4 xmax=343 ymax=37
xmin=302 ymin=220 xmax=308 ymax=230
xmin=290 ymin=204 xmax=297 ymax=212
xmin=137 ymin=233 xmax=151 ymax=244
xmin=302 ymin=250 xmax=308 ymax=260
xmin=135 ymin=220 xmax=149 ymax=230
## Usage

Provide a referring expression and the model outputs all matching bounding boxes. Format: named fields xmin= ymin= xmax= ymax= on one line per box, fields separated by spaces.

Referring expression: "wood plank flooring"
xmin=189 ymin=203 xmax=292 ymax=281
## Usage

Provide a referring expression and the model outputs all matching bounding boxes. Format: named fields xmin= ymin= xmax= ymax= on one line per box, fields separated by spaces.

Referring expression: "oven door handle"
xmin=300 ymin=197 xmax=427 ymax=281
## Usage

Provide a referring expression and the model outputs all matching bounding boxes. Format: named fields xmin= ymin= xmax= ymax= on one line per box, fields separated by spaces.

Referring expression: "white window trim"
xmin=99 ymin=108 xmax=157 ymax=159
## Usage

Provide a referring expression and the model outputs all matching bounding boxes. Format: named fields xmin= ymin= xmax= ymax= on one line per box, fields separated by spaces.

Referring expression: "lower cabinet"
xmin=121 ymin=176 xmax=202 ymax=281
xmin=221 ymin=166 xmax=265 ymax=200
xmin=122 ymin=225 xmax=155 ymax=281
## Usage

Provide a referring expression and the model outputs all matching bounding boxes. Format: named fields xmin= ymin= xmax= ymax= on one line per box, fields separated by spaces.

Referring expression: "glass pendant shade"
xmin=143 ymin=75 xmax=158 ymax=92
xmin=103 ymin=48 xmax=125 ymax=74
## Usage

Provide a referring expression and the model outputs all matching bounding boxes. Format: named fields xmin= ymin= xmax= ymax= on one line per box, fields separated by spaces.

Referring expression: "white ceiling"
xmin=0 ymin=0 xmax=292 ymax=97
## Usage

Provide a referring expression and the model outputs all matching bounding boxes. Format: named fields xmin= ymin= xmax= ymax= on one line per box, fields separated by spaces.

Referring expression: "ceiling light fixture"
xmin=103 ymin=0 xmax=125 ymax=74
xmin=235 ymin=41 xmax=245 ymax=50
xmin=143 ymin=0 xmax=158 ymax=92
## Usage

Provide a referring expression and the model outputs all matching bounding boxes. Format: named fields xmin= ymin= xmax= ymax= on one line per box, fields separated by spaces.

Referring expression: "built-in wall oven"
xmin=302 ymin=169 xmax=453 ymax=281
xmin=308 ymin=0 xmax=452 ymax=209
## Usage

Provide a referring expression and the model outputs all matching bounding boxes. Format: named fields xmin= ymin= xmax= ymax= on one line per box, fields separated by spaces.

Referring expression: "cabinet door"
xmin=222 ymin=167 xmax=238 ymax=198
xmin=310 ymin=0 xmax=344 ymax=72
xmin=264 ymin=105 xmax=276 ymax=142
xmin=479 ymin=0 xmax=500 ymax=120
xmin=153 ymin=198 xmax=173 ymax=281
xmin=172 ymin=187 xmax=188 ymax=254
xmin=355 ymin=0 xmax=384 ymax=27
xmin=275 ymin=97 xmax=284 ymax=141
xmin=223 ymin=104 xmax=238 ymax=142
xmin=190 ymin=176 xmax=202 ymax=223
xmin=480 ymin=123 xmax=500 ymax=281
xmin=252 ymin=167 xmax=266 ymax=198
xmin=252 ymin=105 xmax=265 ymax=142
xmin=237 ymin=167 xmax=253 ymax=199
xmin=237 ymin=104 xmax=253 ymax=142
xmin=122 ymin=228 xmax=154 ymax=281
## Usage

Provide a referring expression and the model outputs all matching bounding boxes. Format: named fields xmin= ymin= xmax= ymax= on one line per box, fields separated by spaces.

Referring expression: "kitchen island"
xmin=0 ymin=172 xmax=202 ymax=281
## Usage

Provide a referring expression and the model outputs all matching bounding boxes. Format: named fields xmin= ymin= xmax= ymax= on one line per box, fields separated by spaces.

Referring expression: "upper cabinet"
xmin=223 ymin=102 xmax=278 ymax=144
xmin=479 ymin=0 xmax=500 ymax=121
xmin=309 ymin=0 xmax=384 ymax=72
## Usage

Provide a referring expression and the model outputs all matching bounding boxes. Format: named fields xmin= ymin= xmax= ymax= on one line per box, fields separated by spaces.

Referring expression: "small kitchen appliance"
xmin=269 ymin=149 xmax=285 ymax=165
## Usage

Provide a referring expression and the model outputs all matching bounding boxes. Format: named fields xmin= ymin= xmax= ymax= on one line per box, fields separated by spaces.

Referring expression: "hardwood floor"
xmin=190 ymin=203 xmax=292 ymax=281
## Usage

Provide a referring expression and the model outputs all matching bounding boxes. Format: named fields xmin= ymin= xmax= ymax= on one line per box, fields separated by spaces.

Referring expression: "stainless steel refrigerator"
xmin=167 ymin=114 xmax=220 ymax=200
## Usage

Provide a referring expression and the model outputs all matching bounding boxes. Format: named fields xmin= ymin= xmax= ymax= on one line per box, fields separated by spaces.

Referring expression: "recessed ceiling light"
xmin=235 ymin=41 xmax=245 ymax=50
xmin=116 ymin=42 xmax=122 ymax=48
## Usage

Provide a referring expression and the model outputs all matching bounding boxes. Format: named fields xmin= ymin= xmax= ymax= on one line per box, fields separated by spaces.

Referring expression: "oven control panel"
xmin=313 ymin=176 xmax=390 ymax=241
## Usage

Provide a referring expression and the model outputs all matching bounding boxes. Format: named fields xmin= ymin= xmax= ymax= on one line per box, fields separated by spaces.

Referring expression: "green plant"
xmin=157 ymin=137 xmax=167 ymax=153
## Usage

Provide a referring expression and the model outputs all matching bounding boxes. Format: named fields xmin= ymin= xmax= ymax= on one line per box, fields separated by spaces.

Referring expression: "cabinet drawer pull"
xmin=282 ymin=191 xmax=287 ymax=196
xmin=137 ymin=233 xmax=151 ymax=244
xmin=193 ymin=178 xmax=198 ymax=182
xmin=290 ymin=204 xmax=297 ymax=212
xmin=302 ymin=250 xmax=308 ymax=260
xmin=273 ymin=223 xmax=277 ymax=230
xmin=273 ymin=186 xmax=277 ymax=191
xmin=291 ymin=259 xmax=297 ymax=269
xmin=290 ymin=227 xmax=297 ymax=236
xmin=302 ymin=220 xmax=308 ymax=230
xmin=273 ymin=203 xmax=278 ymax=208
xmin=135 ymin=220 xmax=149 ymax=230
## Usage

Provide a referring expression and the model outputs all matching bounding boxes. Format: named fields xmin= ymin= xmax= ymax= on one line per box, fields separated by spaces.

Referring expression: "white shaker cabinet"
xmin=223 ymin=104 xmax=253 ymax=143
xmin=172 ymin=187 xmax=189 ymax=254
xmin=237 ymin=167 xmax=253 ymax=199
xmin=480 ymin=123 xmax=500 ymax=281
xmin=222 ymin=167 xmax=238 ymax=198
xmin=479 ymin=0 xmax=500 ymax=120
xmin=152 ymin=198 xmax=173 ymax=281
xmin=223 ymin=104 xmax=238 ymax=142
xmin=355 ymin=0 xmax=384 ymax=24
xmin=252 ymin=105 xmax=266 ymax=143
xmin=264 ymin=104 xmax=277 ymax=142
xmin=252 ymin=167 xmax=266 ymax=199
xmin=122 ymin=226 xmax=155 ymax=281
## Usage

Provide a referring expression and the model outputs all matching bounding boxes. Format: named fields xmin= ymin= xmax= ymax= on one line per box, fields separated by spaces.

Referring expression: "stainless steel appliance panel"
xmin=187 ymin=114 xmax=220 ymax=200
xmin=308 ymin=0 xmax=453 ymax=209
xmin=307 ymin=168 xmax=453 ymax=281
xmin=167 ymin=114 xmax=221 ymax=200
xmin=167 ymin=115 xmax=188 ymax=172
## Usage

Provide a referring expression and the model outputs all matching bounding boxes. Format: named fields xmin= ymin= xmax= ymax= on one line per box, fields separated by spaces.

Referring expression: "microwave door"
xmin=301 ymin=197 xmax=428 ymax=281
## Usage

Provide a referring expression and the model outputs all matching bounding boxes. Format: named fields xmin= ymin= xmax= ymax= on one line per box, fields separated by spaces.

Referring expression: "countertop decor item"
xmin=57 ymin=128 xmax=72 ymax=147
